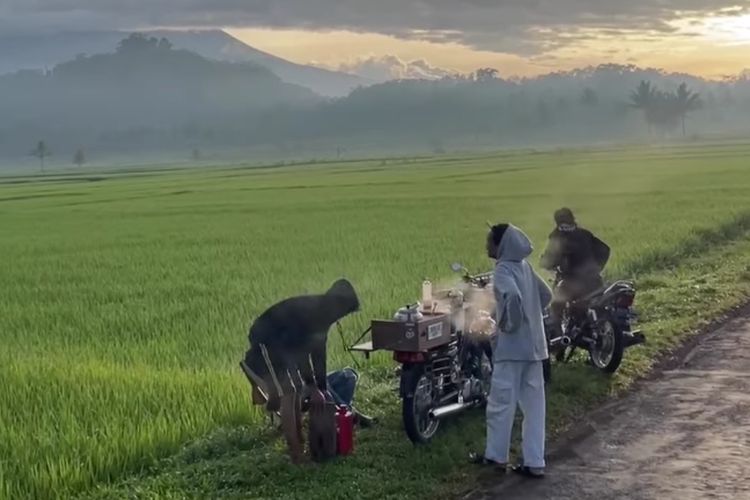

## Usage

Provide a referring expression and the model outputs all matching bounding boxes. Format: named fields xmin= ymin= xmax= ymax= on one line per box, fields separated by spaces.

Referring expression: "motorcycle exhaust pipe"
xmin=429 ymin=401 xmax=475 ymax=420
xmin=549 ymin=336 xmax=572 ymax=347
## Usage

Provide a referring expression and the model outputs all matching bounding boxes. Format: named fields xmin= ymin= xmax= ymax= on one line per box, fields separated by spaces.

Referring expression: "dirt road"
xmin=473 ymin=315 xmax=750 ymax=500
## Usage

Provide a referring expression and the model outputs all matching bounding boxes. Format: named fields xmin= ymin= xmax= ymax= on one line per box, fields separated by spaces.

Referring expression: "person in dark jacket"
xmin=240 ymin=278 xmax=360 ymax=463
xmin=540 ymin=208 xmax=610 ymax=333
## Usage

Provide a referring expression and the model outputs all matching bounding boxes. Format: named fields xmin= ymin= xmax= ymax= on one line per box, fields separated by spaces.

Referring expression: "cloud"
xmin=335 ymin=55 xmax=457 ymax=82
xmin=2 ymin=1 xmax=750 ymax=55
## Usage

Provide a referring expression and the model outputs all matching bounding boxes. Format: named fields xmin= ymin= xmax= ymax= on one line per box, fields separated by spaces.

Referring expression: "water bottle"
xmin=421 ymin=279 xmax=433 ymax=312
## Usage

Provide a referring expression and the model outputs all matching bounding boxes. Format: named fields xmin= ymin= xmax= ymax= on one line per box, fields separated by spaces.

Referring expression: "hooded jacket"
xmin=493 ymin=225 xmax=553 ymax=362
xmin=540 ymin=224 xmax=610 ymax=278
xmin=243 ymin=279 xmax=360 ymax=410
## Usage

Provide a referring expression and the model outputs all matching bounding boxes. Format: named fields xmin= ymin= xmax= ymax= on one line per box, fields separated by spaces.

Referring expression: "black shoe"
xmin=468 ymin=452 xmax=507 ymax=472
xmin=353 ymin=410 xmax=376 ymax=428
xmin=511 ymin=465 xmax=545 ymax=479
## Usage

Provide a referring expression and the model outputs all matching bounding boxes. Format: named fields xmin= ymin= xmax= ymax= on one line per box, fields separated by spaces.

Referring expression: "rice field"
xmin=2 ymin=143 xmax=750 ymax=499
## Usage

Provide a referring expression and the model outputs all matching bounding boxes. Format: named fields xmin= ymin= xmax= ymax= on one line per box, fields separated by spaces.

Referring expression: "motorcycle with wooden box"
xmin=350 ymin=263 xmax=495 ymax=444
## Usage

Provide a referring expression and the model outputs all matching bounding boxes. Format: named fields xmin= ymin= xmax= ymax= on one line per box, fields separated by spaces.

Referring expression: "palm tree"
xmin=652 ymin=90 xmax=680 ymax=134
xmin=674 ymin=83 xmax=702 ymax=136
xmin=629 ymin=81 xmax=657 ymax=135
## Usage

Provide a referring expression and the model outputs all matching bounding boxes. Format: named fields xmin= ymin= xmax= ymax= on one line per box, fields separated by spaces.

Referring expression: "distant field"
xmin=2 ymin=144 xmax=750 ymax=499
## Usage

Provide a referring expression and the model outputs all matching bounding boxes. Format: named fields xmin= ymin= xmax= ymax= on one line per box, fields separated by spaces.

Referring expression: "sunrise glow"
xmin=703 ymin=13 xmax=750 ymax=43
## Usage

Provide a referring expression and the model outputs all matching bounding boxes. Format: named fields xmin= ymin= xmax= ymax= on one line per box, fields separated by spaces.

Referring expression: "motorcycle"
xmin=402 ymin=264 xmax=497 ymax=444
xmin=442 ymin=265 xmax=646 ymax=376
xmin=545 ymin=270 xmax=646 ymax=374
xmin=350 ymin=263 xmax=495 ymax=444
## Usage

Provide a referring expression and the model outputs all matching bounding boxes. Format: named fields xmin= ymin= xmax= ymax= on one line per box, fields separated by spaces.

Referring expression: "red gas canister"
xmin=336 ymin=406 xmax=354 ymax=455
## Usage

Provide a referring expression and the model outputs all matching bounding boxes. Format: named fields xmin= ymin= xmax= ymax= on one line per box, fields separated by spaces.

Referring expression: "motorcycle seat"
xmin=571 ymin=280 xmax=633 ymax=307
xmin=579 ymin=285 xmax=608 ymax=303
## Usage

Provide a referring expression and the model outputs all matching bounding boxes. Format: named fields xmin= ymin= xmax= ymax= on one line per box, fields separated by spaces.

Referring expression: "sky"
xmin=2 ymin=1 xmax=750 ymax=79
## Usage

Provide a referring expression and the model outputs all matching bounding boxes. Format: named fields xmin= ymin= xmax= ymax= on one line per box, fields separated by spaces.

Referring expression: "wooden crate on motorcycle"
xmin=371 ymin=313 xmax=452 ymax=352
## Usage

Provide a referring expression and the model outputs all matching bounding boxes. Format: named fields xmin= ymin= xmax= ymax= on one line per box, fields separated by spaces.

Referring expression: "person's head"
xmin=327 ymin=278 xmax=360 ymax=314
xmin=486 ymin=223 xmax=509 ymax=259
xmin=554 ymin=207 xmax=576 ymax=228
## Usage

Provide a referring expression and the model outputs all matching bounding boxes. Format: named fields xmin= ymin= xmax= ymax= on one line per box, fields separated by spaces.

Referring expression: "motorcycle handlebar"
xmin=462 ymin=272 xmax=492 ymax=288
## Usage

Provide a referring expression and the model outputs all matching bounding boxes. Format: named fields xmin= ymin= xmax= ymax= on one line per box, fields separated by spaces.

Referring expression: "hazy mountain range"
xmin=1 ymin=31 xmax=749 ymax=167
xmin=0 ymin=30 xmax=371 ymax=97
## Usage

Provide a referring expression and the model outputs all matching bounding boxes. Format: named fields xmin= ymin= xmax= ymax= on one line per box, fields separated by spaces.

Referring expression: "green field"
xmin=2 ymin=144 xmax=750 ymax=499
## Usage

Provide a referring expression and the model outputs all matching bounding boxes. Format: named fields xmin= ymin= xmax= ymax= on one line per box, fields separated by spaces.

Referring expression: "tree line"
xmin=4 ymin=35 xmax=750 ymax=168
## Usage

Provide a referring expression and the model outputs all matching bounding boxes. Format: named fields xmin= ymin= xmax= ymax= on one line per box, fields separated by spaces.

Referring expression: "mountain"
xmin=0 ymin=34 xmax=319 ymax=157
xmin=3 ymin=39 xmax=747 ymax=164
xmin=159 ymin=30 xmax=372 ymax=97
xmin=0 ymin=30 xmax=370 ymax=97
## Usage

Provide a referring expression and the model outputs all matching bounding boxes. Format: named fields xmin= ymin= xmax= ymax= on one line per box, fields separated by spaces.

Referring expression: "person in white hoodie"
xmin=471 ymin=223 xmax=552 ymax=478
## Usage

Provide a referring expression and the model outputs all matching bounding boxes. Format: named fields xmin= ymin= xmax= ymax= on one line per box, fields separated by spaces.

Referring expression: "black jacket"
xmin=540 ymin=226 xmax=610 ymax=278
xmin=244 ymin=279 xmax=359 ymax=397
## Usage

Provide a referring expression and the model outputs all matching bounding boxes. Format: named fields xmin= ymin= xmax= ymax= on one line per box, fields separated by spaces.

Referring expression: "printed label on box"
xmin=427 ymin=322 xmax=443 ymax=341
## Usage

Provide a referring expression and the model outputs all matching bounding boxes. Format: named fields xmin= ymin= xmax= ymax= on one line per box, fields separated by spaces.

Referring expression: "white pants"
xmin=484 ymin=360 xmax=546 ymax=467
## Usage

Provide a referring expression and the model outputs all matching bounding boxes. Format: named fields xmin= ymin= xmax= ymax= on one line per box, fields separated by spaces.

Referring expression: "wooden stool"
xmin=279 ymin=393 xmax=305 ymax=464
xmin=240 ymin=361 xmax=305 ymax=463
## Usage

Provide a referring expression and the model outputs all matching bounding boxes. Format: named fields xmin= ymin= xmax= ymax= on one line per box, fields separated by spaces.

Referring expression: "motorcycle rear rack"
xmin=349 ymin=341 xmax=376 ymax=359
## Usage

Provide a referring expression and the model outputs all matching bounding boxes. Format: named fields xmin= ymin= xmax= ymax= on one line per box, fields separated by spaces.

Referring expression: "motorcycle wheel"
xmin=589 ymin=319 xmax=624 ymax=373
xmin=402 ymin=366 xmax=440 ymax=444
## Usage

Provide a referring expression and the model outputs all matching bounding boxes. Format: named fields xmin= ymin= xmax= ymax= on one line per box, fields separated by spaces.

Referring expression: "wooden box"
xmin=371 ymin=313 xmax=452 ymax=352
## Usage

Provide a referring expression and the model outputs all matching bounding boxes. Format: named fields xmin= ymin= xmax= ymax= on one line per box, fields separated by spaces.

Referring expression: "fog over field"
xmin=2 ymin=31 xmax=750 ymax=170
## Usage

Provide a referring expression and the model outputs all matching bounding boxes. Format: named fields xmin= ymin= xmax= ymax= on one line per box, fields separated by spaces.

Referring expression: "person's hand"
xmin=470 ymin=310 xmax=496 ymax=335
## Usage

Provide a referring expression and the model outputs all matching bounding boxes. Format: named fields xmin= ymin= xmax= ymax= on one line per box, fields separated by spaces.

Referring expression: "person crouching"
xmin=240 ymin=278 xmax=360 ymax=463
